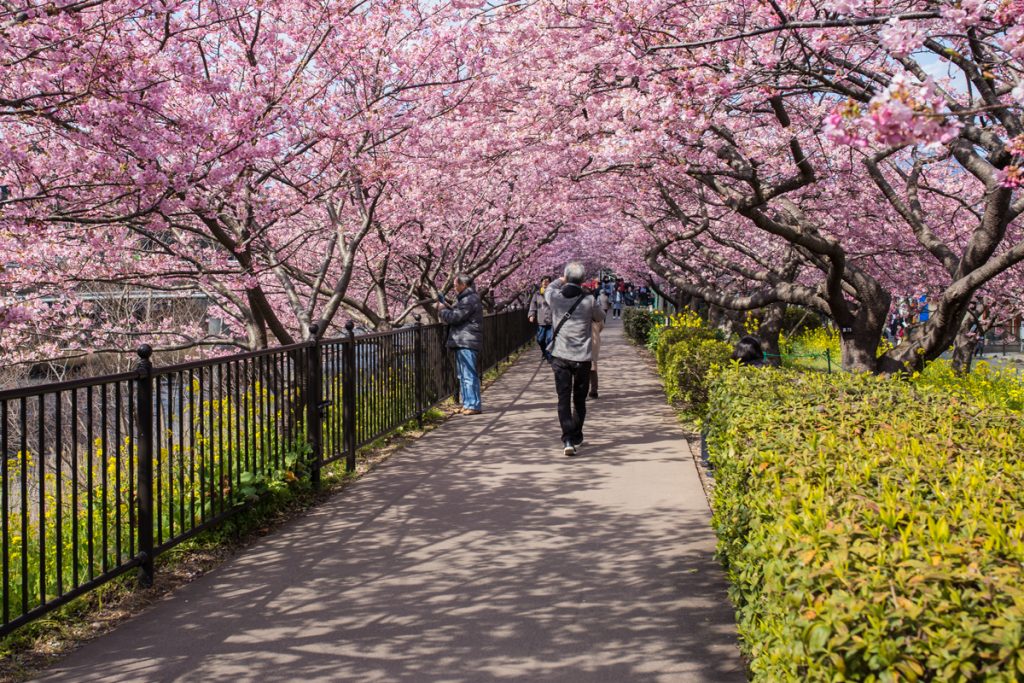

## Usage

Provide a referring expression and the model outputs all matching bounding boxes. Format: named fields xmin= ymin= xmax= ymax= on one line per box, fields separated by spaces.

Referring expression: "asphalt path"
xmin=37 ymin=321 xmax=744 ymax=683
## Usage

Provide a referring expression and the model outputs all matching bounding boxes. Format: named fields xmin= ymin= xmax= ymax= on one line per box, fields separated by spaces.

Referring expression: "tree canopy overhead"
xmin=2 ymin=0 xmax=1023 ymax=372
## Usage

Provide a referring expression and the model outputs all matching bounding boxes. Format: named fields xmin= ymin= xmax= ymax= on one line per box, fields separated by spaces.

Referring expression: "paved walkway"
xmin=37 ymin=322 xmax=744 ymax=683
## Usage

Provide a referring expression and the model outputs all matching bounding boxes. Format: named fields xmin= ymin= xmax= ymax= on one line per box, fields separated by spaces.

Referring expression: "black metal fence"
xmin=0 ymin=309 xmax=533 ymax=637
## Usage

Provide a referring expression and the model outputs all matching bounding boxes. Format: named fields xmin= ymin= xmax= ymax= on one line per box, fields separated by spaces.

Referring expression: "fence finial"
xmin=137 ymin=344 xmax=153 ymax=361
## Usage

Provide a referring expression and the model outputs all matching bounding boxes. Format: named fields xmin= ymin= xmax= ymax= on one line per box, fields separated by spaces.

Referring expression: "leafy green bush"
xmin=652 ymin=310 xmax=731 ymax=415
xmin=623 ymin=308 xmax=659 ymax=345
xmin=915 ymin=358 xmax=1024 ymax=412
xmin=705 ymin=366 xmax=1024 ymax=681
xmin=661 ymin=337 xmax=732 ymax=412
xmin=655 ymin=325 xmax=703 ymax=369
xmin=646 ymin=320 xmax=665 ymax=352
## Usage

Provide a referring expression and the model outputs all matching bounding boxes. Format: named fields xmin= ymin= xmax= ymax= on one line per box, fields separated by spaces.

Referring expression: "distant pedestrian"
xmin=611 ymin=290 xmax=624 ymax=319
xmin=887 ymin=312 xmax=901 ymax=344
xmin=528 ymin=276 xmax=554 ymax=362
xmin=589 ymin=312 xmax=604 ymax=399
xmin=598 ymin=289 xmax=610 ymax=316
xmin=969 ymin=301 xmax=991 ymax=358
xmin=732 ymin=336 xmax=766 ymax=366
xmin=918 ymin=293 xmax=930 ymax=323
xmin=438 ymin=273 xmax=484 ymax=415
xmin=545 ymin=261 xmax=606 ymax=456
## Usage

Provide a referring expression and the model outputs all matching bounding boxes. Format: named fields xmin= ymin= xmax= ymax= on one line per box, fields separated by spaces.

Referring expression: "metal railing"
xmin=0 ymin=309 xmax=533 ymax=637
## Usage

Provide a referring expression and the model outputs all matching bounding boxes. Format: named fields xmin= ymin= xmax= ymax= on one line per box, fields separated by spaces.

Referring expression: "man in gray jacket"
xmin=528 ymin=276 xmax=554 ymax=362
xmin=545 ymin=261 xmax=606 ymax=456
xmin=439 ymin=274 xmax=484 ymax=414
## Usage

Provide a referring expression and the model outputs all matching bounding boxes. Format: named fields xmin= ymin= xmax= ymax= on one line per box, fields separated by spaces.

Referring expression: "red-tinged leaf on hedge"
xmin=803 ymin=608 xmax=817 ymax=619
xmin=800 ymin=548 xmax=817 ymax=565
xmin=758 ymin=461 xmax=769 ymax=472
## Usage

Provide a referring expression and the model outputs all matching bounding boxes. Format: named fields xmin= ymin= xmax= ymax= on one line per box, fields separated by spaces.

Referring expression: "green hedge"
xmin=654 ymin=324 xmax=731 ymax=414
xmin=623 ymin=308 xmax=659 ymax=345
xmin=705 ymin=367 xmax=1024 ymax=681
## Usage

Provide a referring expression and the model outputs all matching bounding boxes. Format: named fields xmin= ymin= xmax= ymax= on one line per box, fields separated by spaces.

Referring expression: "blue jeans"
xmin=536 ymin=325 xmax=553 ymax=360
xmin=455 ymin=348 xmax=481 ymax=410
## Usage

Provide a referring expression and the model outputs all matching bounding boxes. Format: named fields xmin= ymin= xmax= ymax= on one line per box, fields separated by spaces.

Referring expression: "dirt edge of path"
xmin=0 ymin=351 xmax=525 ymax=683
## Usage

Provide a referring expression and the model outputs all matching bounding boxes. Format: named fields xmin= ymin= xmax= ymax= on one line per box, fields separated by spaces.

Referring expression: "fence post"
xmin=342 ymin=321 xmax=357 ymax=473
xmin=306 ymin=323 xmax=323 ymax=489
xmin=826 ymin=349 xmax=832 ymax=374
xmin=135 ymin=345 xmax=155 ymax=587
xmin=414 ymin=314 xmax=424 ymax=428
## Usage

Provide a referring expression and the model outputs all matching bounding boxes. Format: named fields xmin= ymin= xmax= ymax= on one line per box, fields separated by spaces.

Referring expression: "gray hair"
xmin=563 ymin=261 xmax=586 ymax=284
xmin=455 ymin=273 xmax=474 ymax=287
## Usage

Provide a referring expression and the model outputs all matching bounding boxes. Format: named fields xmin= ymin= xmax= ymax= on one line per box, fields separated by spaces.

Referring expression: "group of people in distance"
xmin=885 ymin=293 xmax=931 ymax=345
xmin=436 ymin=262 xmax=607 ymax=457
xmin=437 ymin=263 xmax=768 ymax=458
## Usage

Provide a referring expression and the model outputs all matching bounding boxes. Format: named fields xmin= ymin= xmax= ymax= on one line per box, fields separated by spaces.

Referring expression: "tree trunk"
xmin=950 ymin=315 xmax=977 ymax=375
xmin=841 ymin=330 xmax=882 ymax=373
xmin=757 ymin=303 xmax=785 ymax=367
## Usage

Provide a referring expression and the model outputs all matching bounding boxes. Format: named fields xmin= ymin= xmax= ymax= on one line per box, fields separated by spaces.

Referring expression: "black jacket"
xmin=440 ymin=287 xmax=484 ymax=351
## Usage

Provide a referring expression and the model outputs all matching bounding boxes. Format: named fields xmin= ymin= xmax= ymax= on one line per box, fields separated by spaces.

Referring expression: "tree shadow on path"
xmin=37 ymin=323 xmax=745 ymax=683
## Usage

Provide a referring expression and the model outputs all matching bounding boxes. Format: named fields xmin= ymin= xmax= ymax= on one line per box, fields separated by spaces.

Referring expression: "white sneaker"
xmin=563 ymin=440 xmax=577 ymax=457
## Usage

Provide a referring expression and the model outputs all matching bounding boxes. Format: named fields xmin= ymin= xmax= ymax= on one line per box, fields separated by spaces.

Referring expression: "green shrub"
xmin=646 ymin=321 xmax=665 ymax=352
xmin=661 ymin=337 xmax=732 ymax=413
xmin=705 ymin=366 xmax=1024 ymax=681
xmin=656 ymin=326 xmax=697 ymax=370
xmin=655 ymin=325 xmax=719 ymax=371
xmin=915 ymin=358 xmax=1024 ymax=412
xmin=623 ymin=308 xmax=659 ymax=345
xmin=649 ymin=309 xmax=732 ymax=416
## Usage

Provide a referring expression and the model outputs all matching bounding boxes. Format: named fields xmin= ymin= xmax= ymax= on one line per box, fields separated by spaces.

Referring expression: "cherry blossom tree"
xmin=2 ymin=0 xmax=476 ymax=363
xmin=463 ymin=0 xmax=1024 ymax=373
xmin=7 ymin=0 xmax=1023 ymax=377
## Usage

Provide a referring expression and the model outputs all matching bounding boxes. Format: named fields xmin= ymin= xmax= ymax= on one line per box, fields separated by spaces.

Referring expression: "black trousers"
xmin=552 ymin=357 xmax=592 ymax=443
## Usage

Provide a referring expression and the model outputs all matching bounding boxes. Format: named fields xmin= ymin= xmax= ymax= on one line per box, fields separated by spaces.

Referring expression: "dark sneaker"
xmin=563 ymin=440 xmax=577 ymax=457
xmin=572 ymin=436 xmax=585 ymax=448
xmin=462 ymin=408 xmax=482 ymax=415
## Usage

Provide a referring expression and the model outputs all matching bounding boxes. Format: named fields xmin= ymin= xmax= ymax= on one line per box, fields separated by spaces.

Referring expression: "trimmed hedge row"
xmin=653 ymin=315 xmax=731 ymax=414
xmin=623 ymin=307 xmax=660 ymax=345
xmin=705 ymin=367 xmax=1024 ymax=681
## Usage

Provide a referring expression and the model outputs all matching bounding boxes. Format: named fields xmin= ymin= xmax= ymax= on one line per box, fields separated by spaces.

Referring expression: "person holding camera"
xmin=438 ymin=273 xmax=484 ymax=415
xmin=545 ymin=261 xmax=606 ymax=456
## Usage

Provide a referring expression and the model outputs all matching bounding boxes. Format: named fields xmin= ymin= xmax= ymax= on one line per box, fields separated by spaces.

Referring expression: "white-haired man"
xmin=544 ymin=261 xmax=605 ymax=456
